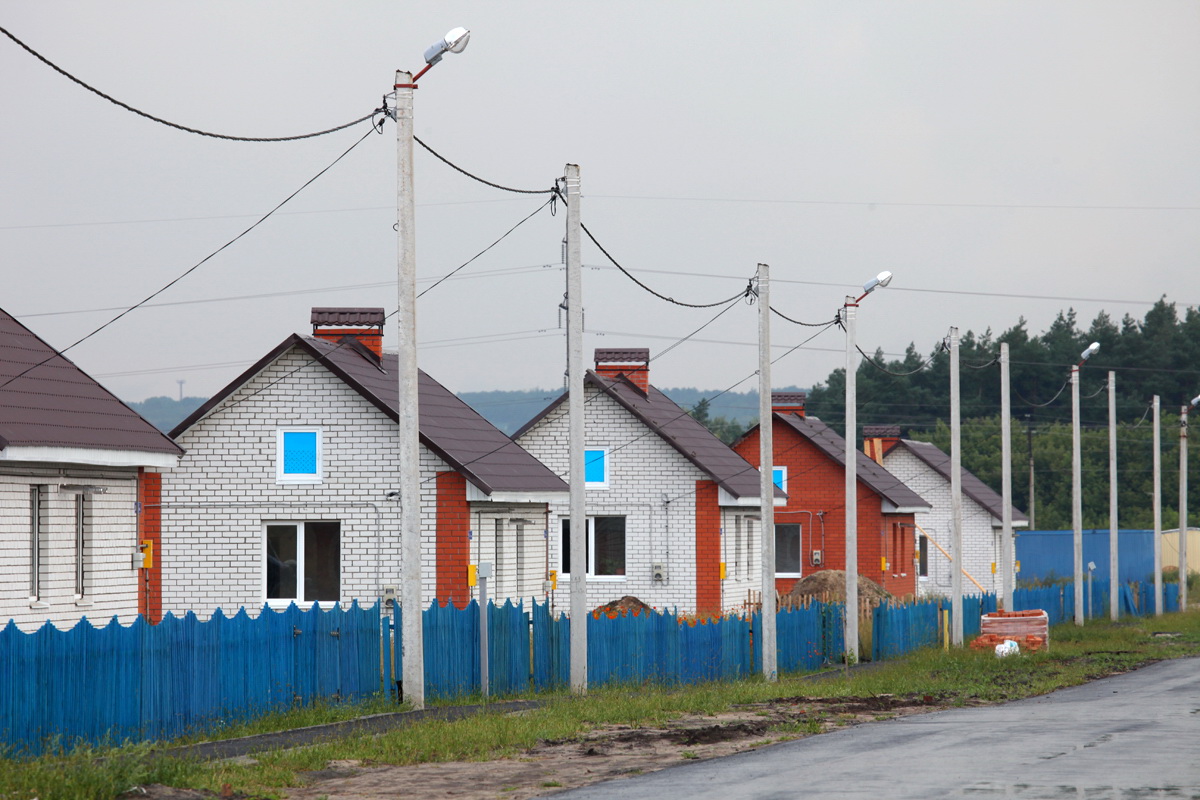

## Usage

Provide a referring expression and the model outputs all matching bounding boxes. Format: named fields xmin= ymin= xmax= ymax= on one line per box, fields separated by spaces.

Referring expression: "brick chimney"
xmin=771 ymin=391 xmax=807 ymax=417
xmin=863 ymin=424 xmax=901 ymax=464
xmin=594 ymin=348 xmax=650 ymax=393
xmin=311 ymin=307 xmax=385 ymax=357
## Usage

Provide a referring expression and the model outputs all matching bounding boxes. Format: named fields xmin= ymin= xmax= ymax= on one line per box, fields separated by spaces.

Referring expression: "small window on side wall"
xmin=772 ymin=466 xmax=787 ymax=493
xmin=584 ymin=448 xmax=609 ymax=489
xmin=277 ymin=429 xmax=322 ymax=484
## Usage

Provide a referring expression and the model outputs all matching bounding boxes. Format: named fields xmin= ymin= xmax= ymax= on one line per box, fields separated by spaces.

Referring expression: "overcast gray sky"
xmin=2 ymin=2 xmax=1198 ymax=406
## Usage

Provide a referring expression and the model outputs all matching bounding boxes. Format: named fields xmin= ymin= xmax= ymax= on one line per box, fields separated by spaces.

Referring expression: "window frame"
xmin=559 ymin=515 xmax=626 ymax=581
xmin=29 ymin=485 xmax=42 ymax=601
xmin=774 ymin=522 xmax=803 ymax=578
xmin=583 ymin=447 xmax=610 ymax=489
xmin=263 ymin=520 xmax=342 ymax=607
xmin=276 ymin=428 xmax=324 ymax=484
xmin=73 ymin=494 xmax=90 ymax=601
xmin=772 ymin=466 xmax=787 ymax=493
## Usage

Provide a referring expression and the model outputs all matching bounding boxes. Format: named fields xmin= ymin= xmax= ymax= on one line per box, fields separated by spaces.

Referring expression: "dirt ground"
xmin=126 ymin=693 xmax=953 ymax=800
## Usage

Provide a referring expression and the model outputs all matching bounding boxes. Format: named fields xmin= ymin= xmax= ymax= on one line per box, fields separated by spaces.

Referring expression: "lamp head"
xmin=1080 ymin=342 xmax=1100 ymax=362
xmin=424 ymin=27 xmax=471 ymax=65
xmin=1190 ymin=394 xmax=1200 ymax=409
xmin=861 ymin=270 xmax=894 ymax=295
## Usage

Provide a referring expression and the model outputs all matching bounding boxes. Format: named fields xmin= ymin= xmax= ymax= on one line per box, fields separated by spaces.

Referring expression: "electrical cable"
xmin=651 ymin=294 xmax=747 ymax=362
xmin=0 ymin=127 xmax=377 ymax=394
xmin=580 ymin=221 xmax=752 ymax=309
xmin=855 ymin=343 xmax=940 ymax=377
xmin=1013 ymin=378 xmax=1072 ymax=409
xmin=418 ymin=197 xmax=555 ymax=298
xmin=0 ymin=25 xmax=376 ymax=142
xmin=412 ymin=135 xmax=555 ymax=195
xmin=770 ymin=306 xmax=839 ymax=327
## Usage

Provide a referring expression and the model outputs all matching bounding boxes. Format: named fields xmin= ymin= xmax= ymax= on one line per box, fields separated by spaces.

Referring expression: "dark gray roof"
xmin=0 ymin=308 xmax=183 ymax=457
xmin=172 ymin=335 xmax=566 ymax=496
xmin=311 ymin=308 xmax=384 ymax=327
xmin=513 ymin=371 xmax=774 ymax=500
xmin=773 ymin=413 xmax=930 ymax=510
xmin=890 ymin=439 xmax=1029 ymax=524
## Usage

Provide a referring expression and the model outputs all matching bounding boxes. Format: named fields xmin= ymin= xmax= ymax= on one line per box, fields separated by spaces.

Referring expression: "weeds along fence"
xmin=0 ymin=602 xmax=381 ymax=756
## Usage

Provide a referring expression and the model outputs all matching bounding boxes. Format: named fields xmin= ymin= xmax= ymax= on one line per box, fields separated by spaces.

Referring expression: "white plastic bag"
xmin=994 ymin=639 xmax=1020 ymax=658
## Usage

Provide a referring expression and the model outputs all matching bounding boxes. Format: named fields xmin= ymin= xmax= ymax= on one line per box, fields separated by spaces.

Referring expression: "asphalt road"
xmin=549 ymin=656 xmax=1200 ymax=799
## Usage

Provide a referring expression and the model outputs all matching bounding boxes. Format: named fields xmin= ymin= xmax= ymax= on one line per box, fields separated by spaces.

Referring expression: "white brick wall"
xmin=162 ymin=347 xmax=453 ymax=619
xmin=0 ymin=467 xmax=141 ymax=632
xmin=516 ymin=386 xmax=759 ymax=614
xmin=883 ymin=449 xmax=1010 ymax=597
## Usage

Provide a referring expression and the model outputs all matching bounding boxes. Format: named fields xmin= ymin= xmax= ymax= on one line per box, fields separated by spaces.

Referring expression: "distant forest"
xmin=804 ymin=298 xmax=1200 ymax=530
xmin=127 ymin=299 xmax=1200 ymax=532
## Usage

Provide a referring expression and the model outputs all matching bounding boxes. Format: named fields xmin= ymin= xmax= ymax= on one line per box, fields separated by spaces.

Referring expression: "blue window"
xmin=772 ymin=466 xmax=787 ymax=492
xmin=277 ymin=429 xmax=322 ymax=483
xmin=584 ymin=448 xmax=609 ymax=488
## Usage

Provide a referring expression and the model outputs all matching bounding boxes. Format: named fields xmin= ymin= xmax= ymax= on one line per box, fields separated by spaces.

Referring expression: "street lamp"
xmin=1179 ymin=393 xmax=1200 ymax=611
xmin=843 ymin=270 xmax=893 ymax=664
xmin=1071 ymin=341 xmax=1099 ymax=626
xmin=394 ymin=26 xmax=470 ymax=712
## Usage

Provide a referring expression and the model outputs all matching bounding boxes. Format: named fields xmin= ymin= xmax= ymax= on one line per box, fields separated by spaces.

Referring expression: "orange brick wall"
xmin=734 ymin=422 xmax=917 ymax=598
xmin=695 ymin=480 xmax=722 ymax=616
xmin=313 ymin=328 xmax=383 ymax=356
xmin=436 ymin=472 xmax=470 ymax=608
xmin=137 ymin=469 xmax=163 ymax=623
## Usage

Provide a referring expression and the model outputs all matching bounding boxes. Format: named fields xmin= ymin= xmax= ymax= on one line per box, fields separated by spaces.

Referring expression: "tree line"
xmin=800 ymin=298 xmax=1200 ymax=530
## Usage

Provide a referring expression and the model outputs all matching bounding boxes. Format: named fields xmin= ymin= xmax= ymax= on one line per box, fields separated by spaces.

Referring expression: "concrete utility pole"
xmin=842 ymin=295 xmax=860 ymax=664
xmin=949 ymin=328 xmax=963 ymax=646
xmin=1180 ymin=402 xmax=1190 ymax=612
xmin=1070 ymin=342 xmax=1098 ymax=627
xmin=1026 ymin=415 xmax=1036 ymax=530
xmin=478 ymin=561 xmax=491 ymax=699
xmin=1071 ymin=362 xmax=1084 ymax=626
xmin=1153 ymin=396 xmax=1162 ymax=616
xmin=565 ymin=163 xmax=587 ymax=694
xmin=1108 ymin=372 xmax=1119 ymax=621
xmin=1000 ymin=343 xmax=1014 ymax=611
xmin=757 ymin=263 xmax=777 ymax=682
xmin=395 ymin=68 xmax=425 ymax=709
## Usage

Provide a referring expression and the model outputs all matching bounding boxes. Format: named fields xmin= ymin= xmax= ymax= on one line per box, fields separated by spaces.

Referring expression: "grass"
xmin=4 ymin=611 xmax=1200 ymax=800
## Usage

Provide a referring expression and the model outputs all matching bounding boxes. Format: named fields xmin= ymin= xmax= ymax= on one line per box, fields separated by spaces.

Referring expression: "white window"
xmin=264 ymin=521 xmax=341 ymax=605
xmin=775 ymin=523 xmax=802 ymax=577
xmin=584 ymin=448 xmax=609 ymax=489
xmin=29 ymin=485 xmax=42 ymax=600
xmin=276 ymin=428 xmax=323 ymax=484
xmin=772 ymin=466 xmax=787 ymax=493
xmin=73 ymin=494 xmax=89 ymax=599
xmin=560 ymin=516 xmax=625 ymax=579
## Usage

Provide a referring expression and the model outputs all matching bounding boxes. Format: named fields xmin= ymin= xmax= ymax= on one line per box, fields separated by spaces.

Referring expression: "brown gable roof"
xmin=891 ymin=439 xmax=1029 ymax=524
xmin=771 ymin=413 xmax=929 ymax=510
xmin=172 ymin=335 xmax=566 ymax=496
xmin=513 ymin=371 xmax=774 ymax=500
xmin=0 ymin=308 xmax=183 ymax=457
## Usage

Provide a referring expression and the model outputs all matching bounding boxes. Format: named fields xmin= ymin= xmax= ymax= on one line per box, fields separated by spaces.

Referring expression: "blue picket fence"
xmin=0 ymin=602 xmax=381 ymax=756
xmin=4 ymin=580 xmax=1184 ymax=755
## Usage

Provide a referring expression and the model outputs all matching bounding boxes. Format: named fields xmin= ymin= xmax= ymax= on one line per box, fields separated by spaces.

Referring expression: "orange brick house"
xmin=733 ymin=393 xmax=929 ymax=597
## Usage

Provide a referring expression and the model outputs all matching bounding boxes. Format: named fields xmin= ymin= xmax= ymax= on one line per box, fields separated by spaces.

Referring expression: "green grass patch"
xmin=5 ymin=611 xmax=1200 ymax=799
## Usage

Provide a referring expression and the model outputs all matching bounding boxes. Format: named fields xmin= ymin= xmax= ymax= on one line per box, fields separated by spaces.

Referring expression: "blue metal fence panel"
xmin=777 ymin=603 xmax=826 ymax=673
xmin=872 ymin=600 xmax=940 ymax=661
xmin=1016 ymin=529 xmax=1157 ymax=584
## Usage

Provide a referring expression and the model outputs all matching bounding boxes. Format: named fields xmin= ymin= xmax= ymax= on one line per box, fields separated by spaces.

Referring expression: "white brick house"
xmin=0 ymin=308 xmax=182 ymax=631
xmin=514 ymin=349 xmax=777 ymax=616
xmin=160 ymin=309 xmax=566 ymax=619
xmin=865 ymin=427 xmax=1029 ymax=597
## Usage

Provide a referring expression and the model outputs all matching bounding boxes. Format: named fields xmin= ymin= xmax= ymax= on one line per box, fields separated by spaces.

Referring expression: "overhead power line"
xmin=0 ymin=127 xmax=377 ymax=393
xmin=0 ymin=25 xmax=377 ymax=142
